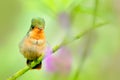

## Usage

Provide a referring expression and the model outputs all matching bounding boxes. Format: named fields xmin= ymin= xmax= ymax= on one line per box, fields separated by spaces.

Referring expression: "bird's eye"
xmin=31 ymin=25 xmax=34 ymax=29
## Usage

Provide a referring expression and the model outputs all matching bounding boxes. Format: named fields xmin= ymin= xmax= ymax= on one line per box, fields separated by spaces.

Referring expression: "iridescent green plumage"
xmin=31 ymin=17 xmax=45 ymax=29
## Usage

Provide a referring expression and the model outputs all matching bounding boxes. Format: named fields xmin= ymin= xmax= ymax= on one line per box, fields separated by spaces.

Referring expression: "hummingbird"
xmin=19 ymin=17 xmax=46 ymax=69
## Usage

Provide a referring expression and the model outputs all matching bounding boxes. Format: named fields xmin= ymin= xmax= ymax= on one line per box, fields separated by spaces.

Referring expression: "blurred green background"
xmin=0 ymin=0 xmax=120 ymax=80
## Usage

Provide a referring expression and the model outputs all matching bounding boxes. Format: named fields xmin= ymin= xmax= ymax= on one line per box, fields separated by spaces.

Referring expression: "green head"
xmin=31 ymin=17 xmax=45 ymax=29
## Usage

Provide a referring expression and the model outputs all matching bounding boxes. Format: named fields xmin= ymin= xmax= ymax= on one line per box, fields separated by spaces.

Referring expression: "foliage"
xmin=0 ymin=0 xmax=119 ymax=80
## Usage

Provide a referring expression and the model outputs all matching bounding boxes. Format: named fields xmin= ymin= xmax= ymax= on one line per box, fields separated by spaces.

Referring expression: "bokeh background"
xmin=0 ymin=0 xmax=120 ymax=80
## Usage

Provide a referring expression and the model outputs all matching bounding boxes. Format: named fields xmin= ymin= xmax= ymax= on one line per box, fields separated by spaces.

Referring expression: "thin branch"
xmin=53 ymin=21 xmax=108 ymax=52
xmin=7 ymin=22 xmax=108 ymax=80
xmin=7 ymin=66 xmax=30 ymax=80
xmin=7 ymin=55 xmax=44 ymax=80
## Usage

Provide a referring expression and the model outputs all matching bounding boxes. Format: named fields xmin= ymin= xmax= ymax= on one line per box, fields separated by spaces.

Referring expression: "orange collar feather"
xmin=29 ymin=27 xmax=45 ymax=40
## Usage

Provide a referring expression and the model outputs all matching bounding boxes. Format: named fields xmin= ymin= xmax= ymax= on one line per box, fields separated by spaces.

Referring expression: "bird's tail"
xmin=26 ymin=59 xmax=42 ymax=70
